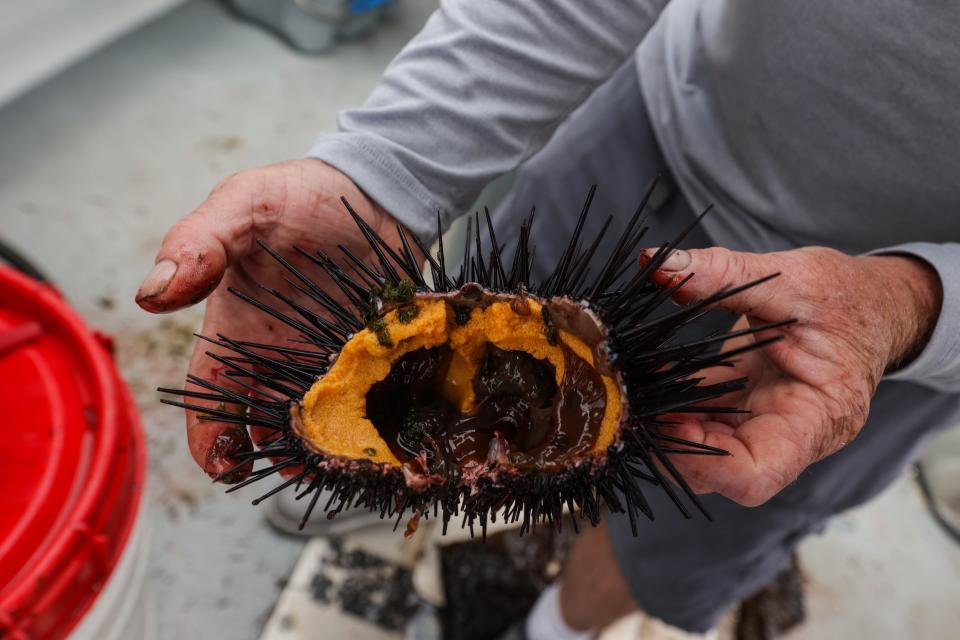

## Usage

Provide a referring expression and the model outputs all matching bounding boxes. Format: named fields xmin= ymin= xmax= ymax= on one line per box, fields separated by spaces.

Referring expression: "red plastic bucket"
xmin=0 ymin=265 xmax=148 ymax=639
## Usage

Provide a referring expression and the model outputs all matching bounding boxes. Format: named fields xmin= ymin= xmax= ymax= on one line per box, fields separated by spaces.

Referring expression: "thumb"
xmin=646 ymin=247 xmax=788 ymax=319
xmin=135 ymin=171 xmax=271 ymax=313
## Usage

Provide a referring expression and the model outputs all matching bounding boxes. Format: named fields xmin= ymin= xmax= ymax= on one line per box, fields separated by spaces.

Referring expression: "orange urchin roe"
xmin=295 ymin=296 xmax=621 ymax=467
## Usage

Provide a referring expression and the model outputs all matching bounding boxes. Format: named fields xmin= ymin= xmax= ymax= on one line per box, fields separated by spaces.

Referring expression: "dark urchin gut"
xmin=160 ymin=180 xmax=788 ymax=538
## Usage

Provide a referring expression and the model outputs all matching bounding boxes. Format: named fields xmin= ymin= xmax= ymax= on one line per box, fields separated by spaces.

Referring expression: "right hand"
xmin=136 ymin=159 xmax=409 ymax=482
xmin=645 ymin=246 xmax=941 ymax=507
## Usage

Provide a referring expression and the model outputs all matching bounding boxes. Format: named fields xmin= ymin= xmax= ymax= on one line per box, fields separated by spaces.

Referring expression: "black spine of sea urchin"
xmin=160 ymin=179 xmax=789 ymax=538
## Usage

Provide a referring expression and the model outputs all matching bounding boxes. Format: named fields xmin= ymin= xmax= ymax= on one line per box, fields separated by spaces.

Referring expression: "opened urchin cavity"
xmin=160 ymin=181 xmax=789 ymax=537
xmin=297 ymin=288 xmax=624 ymax=482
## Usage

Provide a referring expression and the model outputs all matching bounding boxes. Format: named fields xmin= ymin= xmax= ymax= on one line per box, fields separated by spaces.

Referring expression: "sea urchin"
xmin=161 ymin=181 xmax=786 ymax=537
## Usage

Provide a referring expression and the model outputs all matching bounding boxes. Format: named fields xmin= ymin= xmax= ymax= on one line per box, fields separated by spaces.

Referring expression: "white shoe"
xmin=916 ymin=457 xmax=960 ymax=539
xmin=599 ymin=612 xmax=717 ymax=640
xmin=263 ymin=488 xmax=392 ymax=537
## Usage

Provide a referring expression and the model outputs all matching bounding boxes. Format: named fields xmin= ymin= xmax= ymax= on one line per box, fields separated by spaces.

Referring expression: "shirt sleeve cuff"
xmin=867 ymin=242 xmax=960 ymax=392
xmin=307 ymin=133 xmax=447 ymax=243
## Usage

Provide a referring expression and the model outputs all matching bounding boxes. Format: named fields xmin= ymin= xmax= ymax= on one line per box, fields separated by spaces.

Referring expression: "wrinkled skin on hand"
xmin=648 ymin=246 xmax=942 ymax=506
xmin=136 ymin=159 xmax=408 ymax=481
xmin=138 ymin=160 xmax=943 ymax=506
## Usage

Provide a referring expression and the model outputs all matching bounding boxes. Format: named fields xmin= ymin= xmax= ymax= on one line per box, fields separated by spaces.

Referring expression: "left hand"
xmin=135 ymin=159 xmax=408 ymax=481
xmin=649 ymin=246 xmax=942 ymax=506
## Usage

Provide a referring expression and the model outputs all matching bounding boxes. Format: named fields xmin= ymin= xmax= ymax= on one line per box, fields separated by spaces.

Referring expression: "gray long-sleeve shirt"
xmin=308 ymin=0 xmax=960 ymax=392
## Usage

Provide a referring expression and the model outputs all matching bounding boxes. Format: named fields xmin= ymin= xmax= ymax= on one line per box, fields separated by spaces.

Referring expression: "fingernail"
xmin=136 ymin=259 xmax=177 ymax=301
xmin=207 ymin=426 xmax=253 ymax=484
xmin=659 ymin=249 xmax=691 ymax=271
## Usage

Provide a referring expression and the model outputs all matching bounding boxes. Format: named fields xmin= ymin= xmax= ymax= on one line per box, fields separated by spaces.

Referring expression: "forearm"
xmin=869 ymin=243 xmax=960 ymax=392
xmin=308 ymin=0 xmax=668 ymax=240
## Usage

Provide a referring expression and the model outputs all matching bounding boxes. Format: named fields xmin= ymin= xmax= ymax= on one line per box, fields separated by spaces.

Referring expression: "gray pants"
xmin=490 ymin=61 xmax=960 ymax=633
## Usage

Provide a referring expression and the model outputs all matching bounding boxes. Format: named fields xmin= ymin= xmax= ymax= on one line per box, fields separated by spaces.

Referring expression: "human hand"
xmin=136 ymin=159 xmax=409 ymax=481
xmin=650 ymin=246 xmax=942 ymax=506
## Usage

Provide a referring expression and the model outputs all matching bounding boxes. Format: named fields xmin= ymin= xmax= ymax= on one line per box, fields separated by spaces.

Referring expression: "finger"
xmin=656 ymin=361 xmax=755 ymax=426
xmin=249 ymin=425 xmax=306 ymax=482
xmin=645 ymin=418 xmax=735 ymax=496
xmin=183 ymin=330 xmax=256 ymax=483
xmin=136 ymin=170 xmax=280 ymax=313
xmin=650 ymin=317 xmax=765 ymax=428
xmin=643 ymin=247 xmax=790 ymax=321
xmin=187 ymin=415 xmax=254 ymax=483
xmin=184 ymin=323 xmax=308 ymax=484
xmin=180 ymin=285 xmax=279 ymax=483
xmin=681 ymin=316 xmax=772 ymax=422
xmin=661 ymin=412 xmax=813 ymax=506
xmin=181 ymin=279 xmax=316 ymax=483
xmin=695 ymin=314 xmax=754 ymax=397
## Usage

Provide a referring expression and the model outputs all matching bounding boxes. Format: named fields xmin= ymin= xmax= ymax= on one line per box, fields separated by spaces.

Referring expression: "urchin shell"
xmin=161 ymin=181 xmax=784 ymax=537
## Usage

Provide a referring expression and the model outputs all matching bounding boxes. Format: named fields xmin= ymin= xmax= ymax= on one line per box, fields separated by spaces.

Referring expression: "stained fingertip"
xmin=136 ymin=260 xmax=182 ymax=312
xmin=137 ymin=255 xmax=226 ymax=314
xmin=214 ymin=460 xmax=254 ymax=484
xmin=204 ymin=425 xmax=254 ymax=484
xmin=637 ymin=250 xmax=653 ymax=269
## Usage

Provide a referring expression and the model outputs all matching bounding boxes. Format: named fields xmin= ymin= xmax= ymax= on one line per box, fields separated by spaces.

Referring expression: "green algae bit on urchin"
xmin=161 ymin=180 xmax=787 ymax=538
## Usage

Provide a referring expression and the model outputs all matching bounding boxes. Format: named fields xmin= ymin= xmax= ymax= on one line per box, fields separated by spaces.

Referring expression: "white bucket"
xmin=70 ymin=501 xmax=153 ymax=640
